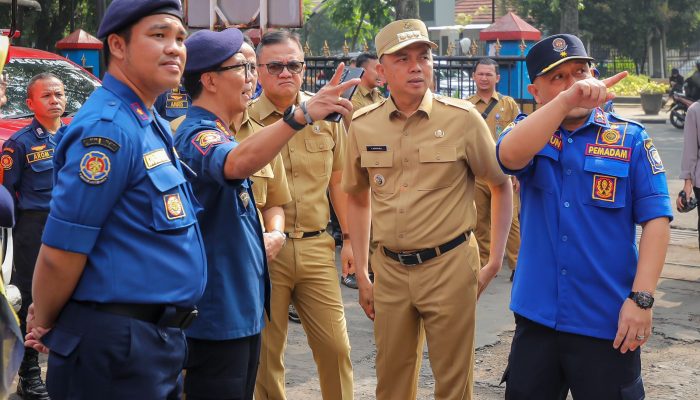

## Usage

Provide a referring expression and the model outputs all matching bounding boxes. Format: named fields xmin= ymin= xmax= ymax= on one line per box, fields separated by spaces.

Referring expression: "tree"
xmin=395 ymin=0 xmax=418 ymax=19
xmin=323 ymin=0 xmax=392 ymax=52
xmin=559 ymin=0 xmax=579 ymax=34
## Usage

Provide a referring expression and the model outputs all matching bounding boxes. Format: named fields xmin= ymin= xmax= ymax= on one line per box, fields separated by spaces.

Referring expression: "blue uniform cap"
xmin=97 ymin=0 xmax=183 ymax=39
xmin=184 ymin=28 xmax=244 ymax=74
xmin=526 ymin=34 xmax=594 ymax=82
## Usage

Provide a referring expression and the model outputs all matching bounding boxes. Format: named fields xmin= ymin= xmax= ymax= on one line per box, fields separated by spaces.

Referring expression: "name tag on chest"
xmin=26 ymin=149 xmax=53 ymax=163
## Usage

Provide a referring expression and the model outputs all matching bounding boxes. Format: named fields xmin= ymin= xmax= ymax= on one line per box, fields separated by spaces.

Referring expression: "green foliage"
xmin=611 ymin=74 xmax=669 ymax=95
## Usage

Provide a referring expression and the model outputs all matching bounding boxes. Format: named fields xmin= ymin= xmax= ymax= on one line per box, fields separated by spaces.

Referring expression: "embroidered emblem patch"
xmin=1 ymin=154 xmax=13 ymax=170
xmin=215 ymin=119 xmax=233 ymax=137
xmin=644 ymin=139 xmax=664 ymax=174
xmin=26 ymin=149 xmax=54 ymax=163
xmin=239 ymin=190 xmax=250 ymax=209
xmin=31 ymin=144 xmax=46 ymax=151
xmin=79 ymin=151 xmax=111 ymax=185
xmin=130 ymin=102 xmax=149 ymax=121
xmin=548 ymin=132 xmax=563 ymax=151
xmin=373 ymin=174 xmax=385 ymax=186
xmin=163 ymin=193 xmax=186 ymax=220
xmin=593 ymin=108 xmax=607 ymax=125
xmin=3 ymin=147 xmax=14 ymax=153
xmin=166 ymin=91 xmax=189 ymax=109
xmin=143 ymin=149 xmax=171 ymax=169
xmin=601 ymin=129 xmax=621 ymax=145
xmin=592 ymin=175 xmax=617 ymax=202
xmin=585 ymin=144 xmax=631 ymax=162
xmin=82 ymin=137 xmax=121 ymax=153
xmin=191 ymin=130 xmax=224 ymax=155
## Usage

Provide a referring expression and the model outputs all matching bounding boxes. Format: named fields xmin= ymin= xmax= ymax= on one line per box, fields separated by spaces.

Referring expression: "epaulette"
xmin=100 ymin=100 xmax=120 ymax=122
xmin=352 ymin=98 xmax=387 ymax=120
xmin=607 ymin=112 xmax=645 ymax=129
xmin=200 ymin=119 xmax=217 ymax=128
xmin=433 ymin=94 xmax=474 ymax=112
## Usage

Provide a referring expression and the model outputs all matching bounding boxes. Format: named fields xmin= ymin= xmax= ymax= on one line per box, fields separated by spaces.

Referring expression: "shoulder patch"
xmin=191 ymin=130 xmax=226 ymax=156
xmin=79 ymin=151 xmax=111 ymax=185
xmin=3 ymin=147 xmax=14 ymax=153
xmin=1 ymin=154 xmax=13 ymax=170
xmin=82 ymin=137 xmax=121 ymax=153
xmin=434 ymin=95 xmax=474 ymax=112
xmin=643 ymin=138 xmax=665 ymax=174
xmin=352 ymin=98 xmax=387 ymax=120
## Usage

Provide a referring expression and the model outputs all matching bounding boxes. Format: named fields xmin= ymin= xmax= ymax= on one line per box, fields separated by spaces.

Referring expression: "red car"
xmin=0 ymin=46 xmax=101 ymax=145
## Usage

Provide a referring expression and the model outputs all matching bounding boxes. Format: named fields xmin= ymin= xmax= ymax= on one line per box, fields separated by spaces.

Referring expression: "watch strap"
xmin=283 ymin=105 xmax=306 ymax=131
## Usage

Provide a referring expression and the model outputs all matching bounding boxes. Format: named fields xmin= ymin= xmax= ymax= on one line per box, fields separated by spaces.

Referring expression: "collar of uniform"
xmin=468 ymin=91 xmax=499 ymax=105
xmin=186 ymin=105 xmax=225 ymax=130
xmin=29 ymin=118 xmax=50 ymax=138
xmin=232 ymin=109 xmax=251 ymax=133
xmin=387 ymin=89 xmax=433 ymax=120
xmin=101 ymin=73 xmax=153 ymax=127
xmin=586 ymin=107 xmax=610 ymax=129
xmin=357 ymin=85 xmax=373 ymax=99
xmin=254 ymin=91 xmax=298 ymax=121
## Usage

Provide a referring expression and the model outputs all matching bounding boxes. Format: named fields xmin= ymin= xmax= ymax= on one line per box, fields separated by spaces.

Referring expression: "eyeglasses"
xmin=257 ymin=61 xmax=304 ymax=76
xmin=213 ymin=62 xmax=253 ymax=77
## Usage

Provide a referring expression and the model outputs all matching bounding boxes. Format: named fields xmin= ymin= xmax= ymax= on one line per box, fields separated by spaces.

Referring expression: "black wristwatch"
xmin=282 ymin=104 xmax=306 ymax=131
xmin=628 ymin=291 xmax=654 ymax=310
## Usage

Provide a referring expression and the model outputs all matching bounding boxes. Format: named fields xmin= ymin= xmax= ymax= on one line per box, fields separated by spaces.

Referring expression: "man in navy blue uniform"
xmin=24 ymin=1 xmax=206 ymax=399
xmin=155 ymin=84 xmax=191 ymax=122
xmin=174 ymin=29 xmax=358 ymax=400
xmin=2 ymin=72 xmax=65 ymax=400
xmin=497 ymin=34 xmax=672 ymax=399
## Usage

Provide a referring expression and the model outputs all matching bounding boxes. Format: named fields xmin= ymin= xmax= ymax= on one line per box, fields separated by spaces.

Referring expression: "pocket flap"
xmin=418 ymin=146 xmax=457 ymax=163
xmin=584 ymin=157 xmax=630 ymax=178
xmin=253 ymin=164 xmax=274 ymax=178
xmin=361 ymin=151 xmax=393 ymax=168
xmin=305 ymin=137 xmax=334 ymax=153
xmin=28 ymin=159 xmax=54 ymax=173
xmin=43 ymin=328 xmax=82 ymax=357
xmin=146 ymin=163 xmax=186 ymax=192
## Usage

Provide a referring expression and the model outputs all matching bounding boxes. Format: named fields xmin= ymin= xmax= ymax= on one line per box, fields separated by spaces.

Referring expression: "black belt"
xmin=75 ymin=301 xmax=198 ymax=329
xmin=285 ymin=230 xmax=324 ymax=239
xmin=18 ymin=210 xmax=49 ymax=217
xmin=383 ymin=232 xmax=471 ymax=266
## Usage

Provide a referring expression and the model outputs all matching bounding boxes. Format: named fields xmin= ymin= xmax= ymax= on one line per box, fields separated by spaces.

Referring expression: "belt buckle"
xmin=287 ymin=231 xmax=303 ymax=239
xmin=180 ymin=309 xmax=198 ymax=329
xmin=398 ymin=252 xmax=422 ymax=266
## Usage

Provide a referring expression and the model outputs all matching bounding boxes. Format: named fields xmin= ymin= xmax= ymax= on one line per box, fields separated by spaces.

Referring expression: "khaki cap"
xmin=375 ymin=19 xmax=437 ymax=58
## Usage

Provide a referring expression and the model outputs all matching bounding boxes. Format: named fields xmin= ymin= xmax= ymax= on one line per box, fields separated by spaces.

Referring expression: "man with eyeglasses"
xmin=174 ymin=29 xmax=357 ymax=400
xmin=468 ymin=58 xmax=522 ymax=281
xmin=249 ymin=30 xmax=355 ymax=400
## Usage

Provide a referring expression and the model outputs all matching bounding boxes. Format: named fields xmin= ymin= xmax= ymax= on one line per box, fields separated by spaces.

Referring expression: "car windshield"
xmin=2 ymin=57 xmax=101 ymax=118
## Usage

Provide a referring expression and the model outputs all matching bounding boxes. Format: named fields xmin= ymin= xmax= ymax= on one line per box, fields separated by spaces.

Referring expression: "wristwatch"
xmin=282 ymin=104 xmax=306 ymax=131
xmin=628 ymin=291 xmax=654 ymax=309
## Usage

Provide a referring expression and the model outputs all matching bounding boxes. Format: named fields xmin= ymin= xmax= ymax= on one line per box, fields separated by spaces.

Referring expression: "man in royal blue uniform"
xmin=174 ymin=29 xmax=358 ymax=400
xmin=2 ymin=72 xmax=65 ymax=400
xmin=497 ymin=34 xmax=672 ymax=399
xmin=24 ymin=1 xmax=206 ymax=399
xmin=155 ymin=84 xmax=191 ymax=122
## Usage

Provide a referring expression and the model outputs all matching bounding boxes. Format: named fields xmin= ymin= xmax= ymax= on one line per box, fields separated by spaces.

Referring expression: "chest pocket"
xmin=582 ymin=157 xmax=629 ymax=208
xmin=28 ymin=158 xmax=54 ymax=191
xmin=416 ymin=146 xmax=459 ymax=191
xmin=530 ymin=145 xmax=560 ymax=194
xmin=251 ymin=164 xmax=273 ymax=206
xmin=361 ymin=150 xmax=394 ymax=194
xmin=305 ymin=135 xmax=334 ymax=177
xmin=146 ymin=163 xmax=198 ymax=231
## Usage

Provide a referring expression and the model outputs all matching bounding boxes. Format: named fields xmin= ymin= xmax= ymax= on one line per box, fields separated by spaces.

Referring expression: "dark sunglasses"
xmin=212 ymin=62 xmax=253 ymax=77
xmin=257 ymin=61 xmax=304 ymax=76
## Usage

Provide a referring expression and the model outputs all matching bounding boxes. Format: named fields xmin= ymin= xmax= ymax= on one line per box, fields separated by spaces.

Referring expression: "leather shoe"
xmin=341 ymin=274 xmax=358 ymax=289
xmin=288 ymin=304 xmax=301 ymax=324
xmin=16 ymin=374 xmax=50 ymax=400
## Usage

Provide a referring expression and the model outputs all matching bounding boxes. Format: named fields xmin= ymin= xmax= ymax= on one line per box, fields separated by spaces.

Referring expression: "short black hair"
xmin=474 ymin=57 xmax=499 ymax=75
xmin=256 ymin=30 xmax=303 ymax=60
xmin=103 ymin=26 xmax=133 ymax=67
xmin=27 ymin=72 xmax=62 ymax=98
xmin=355 ymin=53 xmax=378 ymax=69
xmin=182 ymin=72 xmax=204 ymax=100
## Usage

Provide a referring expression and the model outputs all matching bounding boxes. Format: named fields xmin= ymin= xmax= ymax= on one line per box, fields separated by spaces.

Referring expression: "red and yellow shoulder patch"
xmin=1 ymin=154 xmax=13 ymax=170
xmin=191 ymin=130 xmax=226 ymax=156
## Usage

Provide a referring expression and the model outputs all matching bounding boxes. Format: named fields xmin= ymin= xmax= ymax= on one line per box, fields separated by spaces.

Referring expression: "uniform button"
xmin=290 ymin=147 xmax=295 ymax=152
xmin=399 ymin=209 xmax=405 ymax=213
xmin=561 ymin=269 xmax=568 ymax=276
xmin=320 ymin=144 xmax=325 ymax=149
xmin=295 ymin=223 xmax=300 ymax=228
xmin=566 ymin=169 xmax=572 ymax=175
xmin=567 ymin=138 xmax=573 ymax=144
xmin=403 ymin=158 xmax=409 ymax=163
xmin=564 ymin=201 xmax=570 ymax=208
xmin=294 ymin=172 xmax=299 ymax=177
xmin=436 ymin=155 xmax=441 ymax=160
xmin=398 ymin=233 xmax=404 ymax=238
xmin=402 ymin=183 xmax=408 ymax=187
xmin=108 ymin=101 xmax=116 ymax=106
xmin=562 ymin=235 xmax=568 ymax=242
xmin=375 ymin=161 xmax=379 ymax=166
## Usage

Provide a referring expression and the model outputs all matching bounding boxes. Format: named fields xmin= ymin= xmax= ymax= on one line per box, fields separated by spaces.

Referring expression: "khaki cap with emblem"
xmin=375 ymin=19 xmax=438 ymax=58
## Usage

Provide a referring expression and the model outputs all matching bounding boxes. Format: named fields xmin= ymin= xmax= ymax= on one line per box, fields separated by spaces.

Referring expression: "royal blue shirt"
xmin=42 ymin=73 xmax=207 ymax=307
xmin=497 ymin=108 xmax=673 ymax=340
xmin=154 ymin=86 xmax=191 ymax=122
xmin=2 ymin=119 xmax=61 ymax=211
xmin=174 ymin=106 xmax=269 ymax=340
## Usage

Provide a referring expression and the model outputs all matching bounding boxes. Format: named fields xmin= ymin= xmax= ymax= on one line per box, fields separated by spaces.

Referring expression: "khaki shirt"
xmin=344 ymin=85 xmax=385 ymax=127
xmin=467 ymin=92 xmax=520 ymax=140
xmin=233 ymin=110 xmax=291 ymax=211
xmin=342 ymin=90 xmax=508 ymax=251
xmin=248 ymin=91 xmax=346 ymax=233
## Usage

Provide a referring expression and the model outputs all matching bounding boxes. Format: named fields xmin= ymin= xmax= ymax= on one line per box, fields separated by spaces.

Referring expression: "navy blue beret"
xmin=526 ymin=34 xmax=594 ymax=82
xmin=184 ymin=28 xmax=244 ymax=74
xmin=97 ymin=0 xmax=183 ymax=39
xmin=0 ymin=186 xmax=14 ymax=228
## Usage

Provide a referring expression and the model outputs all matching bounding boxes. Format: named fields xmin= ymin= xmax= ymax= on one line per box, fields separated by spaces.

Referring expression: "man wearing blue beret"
xmin=497 ymin=33 xmax=672 ymax=398
xmin=25 ymin=1 xmax=206 ymax=398
xmin=174 ymin=28 xmax=358 ymax=400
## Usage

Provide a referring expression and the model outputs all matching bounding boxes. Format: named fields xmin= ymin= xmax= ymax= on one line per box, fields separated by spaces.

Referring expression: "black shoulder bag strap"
xmin=480 ymin=94 xmax=501 ymax=120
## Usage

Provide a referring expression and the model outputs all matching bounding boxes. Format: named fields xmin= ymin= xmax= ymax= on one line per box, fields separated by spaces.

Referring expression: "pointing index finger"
xmin=603 ymin=71 xmax=628 ymax=88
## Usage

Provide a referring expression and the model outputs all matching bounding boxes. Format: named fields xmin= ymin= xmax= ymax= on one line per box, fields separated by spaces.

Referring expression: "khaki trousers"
xmin=474 ymin=179 xmax=521 ymax=269
xmin=373 ymin=237 xmax=479 ymax=400
xmin=254 ymin=233 xmax=354 ymax=400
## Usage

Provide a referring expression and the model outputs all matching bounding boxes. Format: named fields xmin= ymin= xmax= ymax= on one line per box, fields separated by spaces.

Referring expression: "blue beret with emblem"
xmin=184 ymin=28 xmax=244 ymax=74
xmin=97 ymin=0 xmax=183 ymax=39
xmin=525 ymin=34 xmax=594 ymax=83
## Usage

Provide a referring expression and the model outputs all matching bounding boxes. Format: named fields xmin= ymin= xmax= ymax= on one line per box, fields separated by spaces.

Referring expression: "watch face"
xmin=636 ymin=291 xmax=654 ymax=308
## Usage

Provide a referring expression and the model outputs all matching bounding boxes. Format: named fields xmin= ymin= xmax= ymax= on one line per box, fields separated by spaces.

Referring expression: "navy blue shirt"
xmin=2 ymin=119 xmax=60 ymax=211
xmin=42 ymin=73 xmax=207 ymax=307
xmin=154 ymin=86 xmax=191 ymax=122
xmin=175 ymin=106 xmax=269 ymax=340
xmin=497 ymin=108 xmax=673 ymax=340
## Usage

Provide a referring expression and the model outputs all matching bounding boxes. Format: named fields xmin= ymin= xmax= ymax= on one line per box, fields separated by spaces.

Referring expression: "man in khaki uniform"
xmin=250 ymin=31 xmax=354 ymax=400
xmin=468 ymin=58 xmax=521 ymax=279
xmin=343 ymin=52 xmax=384 ymax=129
xmin=343 ymin=20 xmax=513 ymax=400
